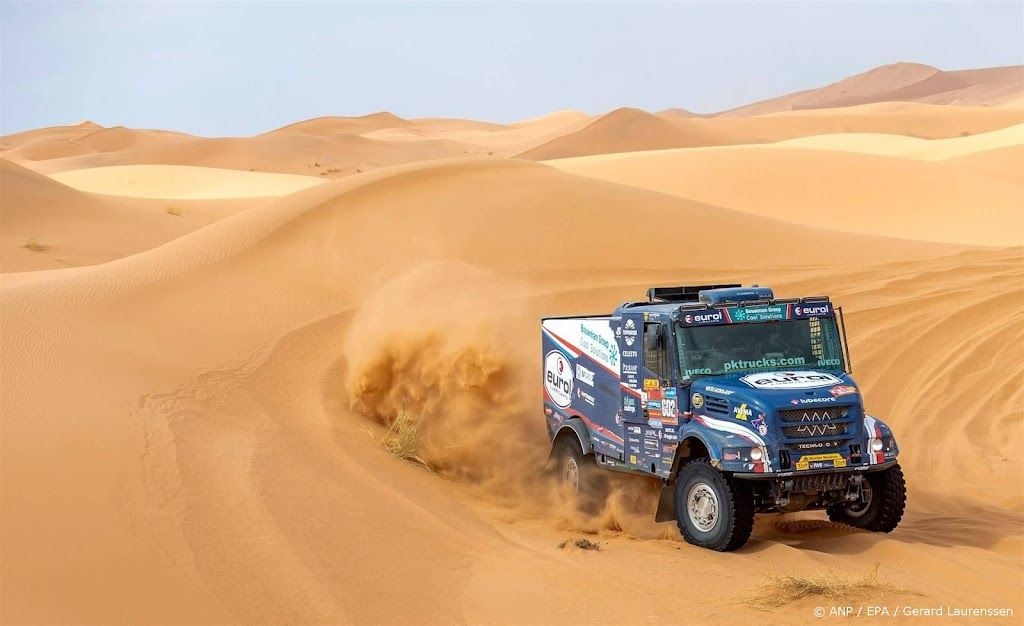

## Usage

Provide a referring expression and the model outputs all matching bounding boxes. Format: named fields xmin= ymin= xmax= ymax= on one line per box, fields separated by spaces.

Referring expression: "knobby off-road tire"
xmin=551 ymin=435 xmax=609 ymax=515
xmin=674 ymin=459 xmax=755 ymax=551
xmin=827 ymin=463 xmax=906 ymax=532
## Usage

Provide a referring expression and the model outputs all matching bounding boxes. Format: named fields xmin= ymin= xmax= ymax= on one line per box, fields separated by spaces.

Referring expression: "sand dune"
xmin=0 ymin=159 xmax=265 ymax=271
xmin=519 ymin=102 xmax=1024 ymax=161
xmin=546 ymin=131 xmax=1024 ymax=246
xmin=3 ymin=66 xmax=1024 ymax=624
xmin=51 ymin=164 xmax=325 ymax=199
xmin=721 ymin=62 xmax=1024 ymax=115
xmin=2 ymin=155 xmax=1020 ymax=623
xmin=2 ymin=123 xmax=195 ymax=162
xmin=773 ymin=122 xmax=1024 ymax=160
xmin=518 ymin=107 xmax=741 ymax=159
xmin=21 ymin=132 xmax=485 ymax=176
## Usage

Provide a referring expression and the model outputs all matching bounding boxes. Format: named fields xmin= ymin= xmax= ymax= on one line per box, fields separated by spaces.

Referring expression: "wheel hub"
xmin=687 ymin=482 xmax=720 ymax=532
xmin=561 ymin=457 xmax=580 ymax=494
xmin=846 ymin=482 xmax=873 ymax=517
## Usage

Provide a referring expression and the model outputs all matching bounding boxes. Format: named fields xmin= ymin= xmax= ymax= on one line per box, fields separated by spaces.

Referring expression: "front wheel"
xmin=674 ymin=459 xmax=754 ymax=551
xmin=827 ymin=463 xmax=906 ymax=532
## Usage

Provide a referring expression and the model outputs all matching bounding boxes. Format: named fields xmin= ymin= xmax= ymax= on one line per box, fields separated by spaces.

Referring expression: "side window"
xmin=643 ymin=323 xmax=666 ymax=379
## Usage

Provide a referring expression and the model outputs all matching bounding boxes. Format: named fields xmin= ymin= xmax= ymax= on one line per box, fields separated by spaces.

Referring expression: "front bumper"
xmin=730 ymin=459 xmax=898 ymax=479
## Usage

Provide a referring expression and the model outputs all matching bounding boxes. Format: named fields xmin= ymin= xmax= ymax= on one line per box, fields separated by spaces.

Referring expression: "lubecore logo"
xmin=544 ymin=351 xmax=573 ymax=408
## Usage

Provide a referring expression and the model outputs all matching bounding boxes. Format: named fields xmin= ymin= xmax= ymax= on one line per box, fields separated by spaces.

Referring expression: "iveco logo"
xmin=684 ymin=311 xmax=723 ymax=324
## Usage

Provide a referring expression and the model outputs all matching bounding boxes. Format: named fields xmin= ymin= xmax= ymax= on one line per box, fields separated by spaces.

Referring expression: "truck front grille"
xmin=779 ymin=406 xmax=850 ymax=422
xmin=783 ymin=422 xmax=849 ymax=438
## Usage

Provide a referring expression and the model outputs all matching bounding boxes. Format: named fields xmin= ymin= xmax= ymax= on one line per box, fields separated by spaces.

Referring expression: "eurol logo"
xmin=544 ymin=351 xmax=573 ymax=408
xmin=684 ymin=310 xmax=724 ymax=324
xmin=795 ymin=304 xmax=830 ymax=316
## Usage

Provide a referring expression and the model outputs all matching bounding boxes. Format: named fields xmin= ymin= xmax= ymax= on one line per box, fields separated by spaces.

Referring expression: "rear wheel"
xmin=827 ymin=464 xmax=906 ymax=532
xmin=674 ymin=459 xmax=754 ymax=551
xmin=551 ymin=436 xmax=608 ymax=514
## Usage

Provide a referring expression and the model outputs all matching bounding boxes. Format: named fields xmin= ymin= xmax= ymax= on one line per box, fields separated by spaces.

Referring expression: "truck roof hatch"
xmin=699 ymin=285 xmax=774 ymax=305
xmin=647 ymin=284 xmax=740 ymax=303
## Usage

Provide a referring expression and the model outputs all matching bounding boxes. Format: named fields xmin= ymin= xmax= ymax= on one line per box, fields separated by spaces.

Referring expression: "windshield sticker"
xmin=729 ymin=304 xmax=789 ymax=323
xmin=724 ymin=356 xmax=806 ymax=371
xmin=740 ymin=371 xmax=843 ymax=390
xmin=794 ymin=303 xmax=832 ymax=317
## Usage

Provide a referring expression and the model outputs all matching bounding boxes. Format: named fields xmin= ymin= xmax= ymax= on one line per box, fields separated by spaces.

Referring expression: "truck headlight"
xmin=749 ymin=447 xmax=764 ymax=461
xmin=870 ymin=439 xmax=884 ymax=452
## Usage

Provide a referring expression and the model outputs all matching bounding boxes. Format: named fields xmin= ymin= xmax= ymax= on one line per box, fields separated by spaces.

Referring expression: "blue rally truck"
xmin=542 ymin=284 xmax=905 ymax=551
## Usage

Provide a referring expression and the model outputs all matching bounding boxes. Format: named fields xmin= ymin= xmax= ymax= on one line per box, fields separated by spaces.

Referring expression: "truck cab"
xmin=542 ymin=284 xmax=906 ymax=551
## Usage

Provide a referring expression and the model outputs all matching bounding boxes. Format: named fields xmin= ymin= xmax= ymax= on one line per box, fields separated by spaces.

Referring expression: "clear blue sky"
xmin=2 ymin=1 xmax=1022 ymax=136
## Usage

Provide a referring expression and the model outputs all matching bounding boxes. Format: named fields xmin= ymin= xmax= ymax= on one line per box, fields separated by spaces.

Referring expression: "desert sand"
xmin=2 ymin=63 xmax=1023 ymax=624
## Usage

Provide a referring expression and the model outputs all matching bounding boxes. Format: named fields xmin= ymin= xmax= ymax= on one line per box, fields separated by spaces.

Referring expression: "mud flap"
xmin=655 ymin=483 xmax=676 ymax=523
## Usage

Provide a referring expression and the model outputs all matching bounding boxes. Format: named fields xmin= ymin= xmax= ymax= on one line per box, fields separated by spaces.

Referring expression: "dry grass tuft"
xmin=380 ymin=411 xmax=432 ymax=471
xmin=558 ymin=538 xmax=601 ymax=551
xmin=747 ymin=564 xmax=907 ymax=609
xmin=21 ymin=238 xmax=50 ymax=252
xmin=165 ymin=206 xmax=185 ymax=217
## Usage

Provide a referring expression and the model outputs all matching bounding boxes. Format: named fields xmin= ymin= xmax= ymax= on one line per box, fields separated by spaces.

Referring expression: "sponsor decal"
xmin=691 ymin=392 xmax=704 ymax=409
xmin=794 ymin=304 xmax=830 ymax=317
xmin=740 ymin=371 xmax=842 ymax=390
xmin=576 ymin=388 xmax=596 ymax=406
xmin=647 ymin=419 xmax=663 ymax=429
xmin=723 ymin=450 xmax=741 ymax=461
xmin=730 ymin=304 xmax=788 ymax=322
xmin=629 ymin=454 xmax=638 ymax=465
xmin=663 ymin=387 xmax=677 ymax=398
xmin=751 ymin=413 xmax=768 ymax=436
xmin=795 ymin=452 xmax=847 ymax=471
xmin=648 ymin=400 xmax=662 ymax=411
xmin=543 ymin=351 xmax=573 ymax=408
xmin=682 ymin=310 xmax=725 ymax=325
xmin=622 ymin=363 xmax=638 ymax=374
xmin=705 ymin=385 xmax=734 ymax=396
xmin=626 ymin=425 xmax=642 ymax=435
xmin=644 ymin=438 xmax=658 ymax=450
xmin=623 ymin=318 xmax=638 ymax=347
xmin=794 ymin=440 xmax=843 ymax=450
xmin=662 ymin=444 xmax=677 ymax=454
xmin=624 ymin=395 xmax=637 ymax=414
xmin=622 ymin=350 xmax=638 ymax=359
xmin=733 ymin=403 xmax=752 ymax=421
xmin=575 ymin=364 xmax=595 ymax=386
xmin=794 ymin=396 xmax=836 ymax=404
xmin=661 ymin=430 xmax=678 ymax=442
xmin=830 ymin=385 xmax=858 ymax=398
xmin=685 ymin=367 xmax=712 ymax=376
xmin=724 ymin=356 xmax=806 ymax=372
xmin=643 ymin=378 xmax=660 ymax=390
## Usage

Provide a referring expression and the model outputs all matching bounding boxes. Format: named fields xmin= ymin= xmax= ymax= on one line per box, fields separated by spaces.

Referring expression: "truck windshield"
xmin=675 ymin=317 xmax=846 ymax=379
